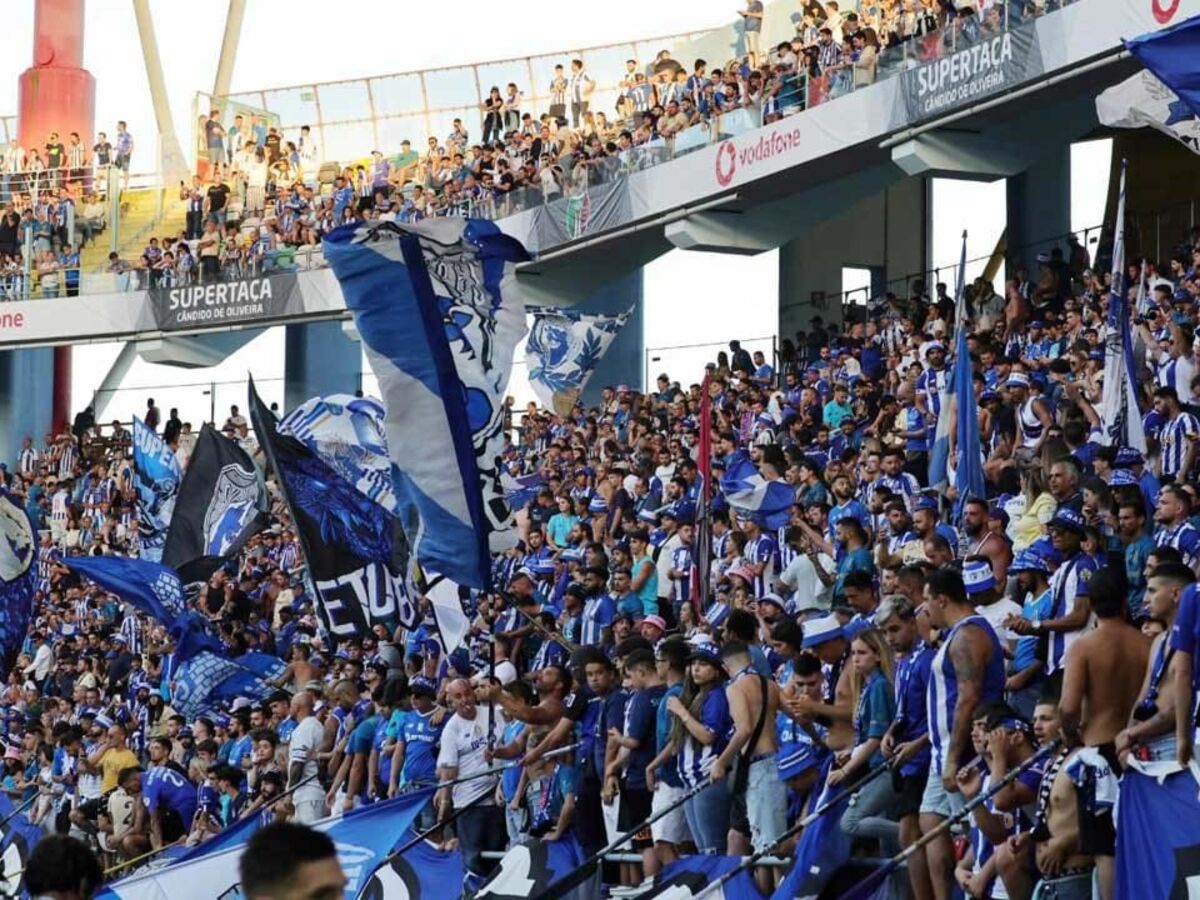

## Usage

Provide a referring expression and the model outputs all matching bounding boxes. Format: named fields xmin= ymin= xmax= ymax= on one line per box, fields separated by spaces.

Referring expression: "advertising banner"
xmin=147 ymin=272 xmax=306 ymax=331
xmin=892 ymin=24 xmax=1043 ymax=128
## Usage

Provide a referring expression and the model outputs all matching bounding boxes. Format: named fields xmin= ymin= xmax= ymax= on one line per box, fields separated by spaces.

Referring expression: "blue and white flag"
xmin=1100 ymin=161 xmax=1148 ymax=454
xmin=63 ymin=554 xmax=186 ymax=623
xmin=501 ymin=471 xmax=544 ymax=512
xmin=639 ymin=855 xmax=764 ymax=899
xmin=278 ymin=393 xmax=397 ymax=515
xmin=1096 ymin=69 xmax=1200 ymax=155
xmin=97 ymin=788 xmax=435 ymax=900
xmin=132 ymin=416 xmax=182 ymax=562
xmin=1116 ymin=761 xmax=1200 ymax=899
xmin=171 ymin=649 xmax=287 ymax=721
xmin=526 ymin=307 xmax=632 ymax=416
xmin=719 ymin=452 xmax=795 ymax=530
xmin=0 ymin=790 xmax=42 ymax=899
xmin=0 ymin=489 xmax=37 ymax=674
xmin=358 ymin=834 xmax=464 ymax=899
xmin=423 ymin=572 xmax=473 ymax=653
xmin=951 ymin=233 xmax=985 ymax=522
xmin=325 ymin=219 xmax=530 ymax=589
xmin=1126 ymin=14 xmax=1200 ymax=125
xmin=771 ymin=774 xmax=852 ymax=900
xmin=475 ymin=833 xmax=598 ymax=900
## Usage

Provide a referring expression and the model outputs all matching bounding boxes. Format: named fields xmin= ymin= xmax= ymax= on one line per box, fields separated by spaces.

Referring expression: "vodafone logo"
xmin=0 ymin=311 xmax=24 ymax=331
xmin=713 ymin=127 xmax=803 ymax=188
xmin=1151 ymin=0 xmax=1179 ymax=22
xmin=715 ymin=141 xmax=737 ymax=186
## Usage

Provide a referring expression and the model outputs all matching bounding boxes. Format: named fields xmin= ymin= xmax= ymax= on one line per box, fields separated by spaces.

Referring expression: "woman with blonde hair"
xmin=1010 ymin=462 xmax=1056 ymax=551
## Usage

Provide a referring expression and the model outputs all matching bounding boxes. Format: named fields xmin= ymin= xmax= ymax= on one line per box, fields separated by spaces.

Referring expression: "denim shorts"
xmin=919 ymin=766 xmax=966 ymax=818
xmin=745 ymin=757 xmax=788 ymax=852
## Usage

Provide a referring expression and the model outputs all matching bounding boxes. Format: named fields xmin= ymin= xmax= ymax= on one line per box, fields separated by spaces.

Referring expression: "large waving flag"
xmin=278 ymin=393 xmax=397 ymax=515
xmin=357 ymin=834 xmax=465 ymax=899
xmin=719 ymin=451 xmax=795 ymax=530
xmin=0 ymin=789 xmax=44 ymax=899
xmin=771 ymin=773 xmax=852 ymax=899
xmin=0 ymin=489 xmax=37 ymax=675
xmin=250 ymin=382 xmax=418 ymax=640
xmin=639 ymin=855 xmax=764 ymax=898
xmin=170 ymin=649 xmax=288 ymax=721
xmin=97 ymin=788 xmax=435 ymax=900
xmin=164 ymin=425 xmax=267 ymax=585
xmin=1126 ymin=14 xmax=1200 ymax=123
xmin=1100 ymin=161 xmax=1148 ymax=453
xmin=526 ymin=307 xmax=632 ymax=416
xmin=950 ymin=232 xmax=985 ymax=522
xmin=1116 ymin=761 xmax=1200 ymax=898
xmin=132 ymin=416 xmax=182 ymax=562
xmin=324 ymin=219 xmax=530 ymax=589
xmin=423 ymin=572 xmax=473 ymax=653
xmin=1096 ymin=69 xmax=1200 ymax=155
xmin=475 ymin=834 xmax=598 ymax=900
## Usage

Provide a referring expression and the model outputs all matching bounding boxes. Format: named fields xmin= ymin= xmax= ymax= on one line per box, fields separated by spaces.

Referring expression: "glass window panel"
xmin=476 ymin=60 xmax=532 ymax=100
xmin=317 ymin=81 xmax=373 ymax=125
xmin=377 ymin=115 xmax=429 ymax=155
xmin=427 ymin=108 xmax=476 ymax=149
xmin=529 ymin=54 xmax=572 ymax=107
xmin=370 ymin=74 xmax=425 ymax=118
xmin=320 ymin=122 xmax=376 ymax=166
xmin=423 ymin=66 xmax=480 ymax=110
xmin=226 ymin=92 xmax=265 ymax=109
xmin=580 ymin=45 xmax=636 ymax=92
xmin=262 ymin=88 xmax=319 ymax=129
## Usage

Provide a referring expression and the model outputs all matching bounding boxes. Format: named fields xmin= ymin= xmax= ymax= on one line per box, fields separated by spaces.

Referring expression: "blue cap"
xmin=449 ymin=647 xmax=471 ymax=675
xmin=1029 ymin=320 xmax=1044 ymax=329
xmin=687 ymin=639 xmax=724 ymax=666
xmin=963 ymin=559 xmax=997 ymax=594
xmin=1114 ymin=446 xmax=1144 ymax=468
xmin=1029 ymin=536 xmax=1062 ymax=566
xmin=1009 ymin=549 xmax=1050 ymax=575
xmin=980 ymin=389 xmax=1000 ymax=404
xmin=1048 ymin=508 xmax=1086 ymax=534
xmin=925 ymin=341 xmax=945 ymax=353
xmin=422 ymin=638 xmax=441 ymax=656
xmin=801 ymin=614 xmax=845 ymax=649
xmin=411 ymin=676 xmax=437 ymax=697
xmin=913 ymin=496 xmax=938 ymax=513
xmin=1107 ymin=469 xmax=1138 ymax=486
xmin=1005 ymin=372 xmax=1031 ymax=388
xmin=214 ymin=714 xmax=231 ymax=729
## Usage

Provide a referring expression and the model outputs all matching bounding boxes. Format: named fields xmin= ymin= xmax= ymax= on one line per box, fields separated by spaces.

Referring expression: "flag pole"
xmin=838 ymin=740 xmax=1063 ymax=899
xmin=510 ymin=600 xmax=579 ymax=653
xmin=666 ymin=758 xmax=895 ymax=900
xmin=416 ymin=742 xmax=582 ymax=791
xmin=527 ymin=778 xmax=715 ymax=900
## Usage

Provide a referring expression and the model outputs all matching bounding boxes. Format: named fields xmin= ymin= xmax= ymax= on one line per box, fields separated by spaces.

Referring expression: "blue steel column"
xmin=1006 ymin=148 xmax=1071 ymax=280
xmin=0 ymin=348 xmax=55 ymax=463
xmin=284 ymin=322 xmax=362 ymax=411
xmin=575 ymin=269 xmax=644 ymax=406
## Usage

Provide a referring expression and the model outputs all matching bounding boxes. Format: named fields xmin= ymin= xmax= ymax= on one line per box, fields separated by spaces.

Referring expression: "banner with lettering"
xmin=147 ymin=272 xmax=305 ymax=331
xmin=892 ymin=23 xmax=1043 ymax=128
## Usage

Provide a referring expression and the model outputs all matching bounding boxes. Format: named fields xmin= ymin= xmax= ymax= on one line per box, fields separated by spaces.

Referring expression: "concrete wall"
xmin=778 ymin=175 xmax=928 ymax=341
xmin=1005 ymin=147 xmax=1072 ymax=279
xmin=0 ymin=348 xmax=55 ymax=464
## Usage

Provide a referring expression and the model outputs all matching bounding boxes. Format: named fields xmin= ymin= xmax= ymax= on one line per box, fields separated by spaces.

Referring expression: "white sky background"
xmin=0 ymin=0 xmax=1107 ymax=425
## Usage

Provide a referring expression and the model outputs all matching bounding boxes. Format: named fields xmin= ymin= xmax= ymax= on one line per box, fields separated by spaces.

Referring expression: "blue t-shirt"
xmin=144 ymin=763 xmax=197 ymax=826
xmin=226 ymin=735 xmax=252 ymax=770
xmin=594 ymin=689 xmax=628 ymax=782
xmin=655 ymin=683 xmax=685 ymax=788
xmin=1170 ymin=584 xmax=1200 ymax=691
xmin=349 ymin=715 xmax=380 ymax=798
xmin=500 ymin=720 xmax=527 ymax=801
xmin=372 ymin=716 xmax=392 ymax=787
xmin=854 ymin=670 xmax=895 ymax=769
xmin=623 ymin=685 xmax=667 ymax=790
xmin=1013 ymin=589 xmax=1053 ymax=675
xmin=394 ymin=708 xmax=443 ymax=787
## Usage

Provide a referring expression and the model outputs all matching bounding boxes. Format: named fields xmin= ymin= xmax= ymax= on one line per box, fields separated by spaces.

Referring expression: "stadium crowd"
xmin=0 ymin=212 xmax=1199 ymax=899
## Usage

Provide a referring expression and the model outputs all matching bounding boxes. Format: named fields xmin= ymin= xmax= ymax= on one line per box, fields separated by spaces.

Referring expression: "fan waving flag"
xmin=950 ymin=231 xmax=985 ymax=522
xmin=0 ymin=489 xmax=37 ymax=675
xmin=163 ymin=425 xmax=267 ymax=585
xmin=526 ymin=307 xmax=632 ymax=416
xmin=278 ymin=393 xmax=397 ymax=515
xmin=170 ymin=649 xmax=287 ymax=721
xmin=250 ymin=382 xmax=418 ymax=639
xmin=324 ymin=218 xmax=531 ymax=589
xmin=132 ymin=415 xmax=182 ymax=562
xmin=719 ymin=451 xmax=795 ymax=530
xmin=1100 ymin=161 xmax=1148 ymax=453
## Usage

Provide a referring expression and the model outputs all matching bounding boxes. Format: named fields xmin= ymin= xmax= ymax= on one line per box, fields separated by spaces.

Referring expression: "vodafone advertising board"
xmin=713 ymin=125 xmax=804 ymax=188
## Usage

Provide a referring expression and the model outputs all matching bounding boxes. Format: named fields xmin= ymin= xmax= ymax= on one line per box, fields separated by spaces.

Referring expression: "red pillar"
xmin=18 ymin=0 xmax=96 ymax=432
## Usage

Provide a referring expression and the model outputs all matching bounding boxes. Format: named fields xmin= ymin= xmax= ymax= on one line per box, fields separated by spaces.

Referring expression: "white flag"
xmin=1096 ymin=70 xmax=1200 ymax=155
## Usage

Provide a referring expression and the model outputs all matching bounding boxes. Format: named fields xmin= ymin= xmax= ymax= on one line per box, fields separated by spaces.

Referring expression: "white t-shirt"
xmin=288 ymin=715 xmax=326 ymax=800
xmin=436 ymin=706 xmax=503 ymax=807
xmin=976 ymin=598 xmax=1023 ymax=650
xmin=777 ymin=551 xmax=835 ymax=612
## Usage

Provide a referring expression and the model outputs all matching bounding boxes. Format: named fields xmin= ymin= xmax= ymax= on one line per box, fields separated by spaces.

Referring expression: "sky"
xmin=0 ymin=0 xmax=1108 ymax=426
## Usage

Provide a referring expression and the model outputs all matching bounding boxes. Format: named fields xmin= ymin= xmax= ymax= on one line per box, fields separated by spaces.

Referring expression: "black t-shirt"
xmin=93 ymin=142 xmax=112 ymax=165
xmin=204 ymin=119 xmax=224 ymax=147
xmin=206 ymin=183 xmax=230 ymax=212
xmin=46 ymin=143 xmax=65 ymax=167
xmin=265 ymin=133 xmax=282 ymax=162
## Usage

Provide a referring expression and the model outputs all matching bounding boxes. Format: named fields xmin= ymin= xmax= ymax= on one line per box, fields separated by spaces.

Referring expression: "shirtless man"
xmin=1057 ymin=566 xmax=1148 ymax=900
xmin=714 ymin=640 xmax=785 ymax=894
xmin=483 ymin=662 xmax=569 ymax=727
xmin=780 ymin=616 xmax=854 ymax=752
xmin=1116 ymin=563 xmax=1196 ymax=763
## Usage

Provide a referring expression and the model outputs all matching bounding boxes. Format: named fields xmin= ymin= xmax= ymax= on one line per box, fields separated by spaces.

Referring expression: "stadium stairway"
xmin=79 ymin=188 xmax=187 ymax=274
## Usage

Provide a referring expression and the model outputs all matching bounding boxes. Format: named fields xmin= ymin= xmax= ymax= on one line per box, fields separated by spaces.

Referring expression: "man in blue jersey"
xmin=144 ymin=736 xmax=197 ymax=848
xmin=645 ymin=638 xmax=688 ymax=872
xmin=920 ymin=566 xmax=1005 ymax=900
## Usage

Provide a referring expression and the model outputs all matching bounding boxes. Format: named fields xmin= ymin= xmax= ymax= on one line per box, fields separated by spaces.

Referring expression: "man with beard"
xmin=1153 ymin=484 xmax=1200 ymax=573
xmin=876 ymin=500 xmax=920 ymax=569
xmin=1006 ymin=371 xmax=1052 ymax=454
xmin=960 ymin=497 xmax=1012 ymax=589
